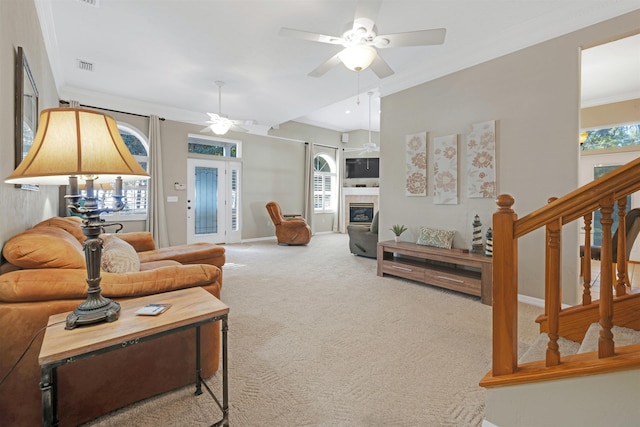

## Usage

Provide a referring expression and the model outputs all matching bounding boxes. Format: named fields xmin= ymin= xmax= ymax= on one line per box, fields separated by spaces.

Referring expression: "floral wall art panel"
xmin=466 ymin=120 xmax=496 ymax=198
xmin=405 ymin=132 xmax=427 ymax=196
xmin=433 ymin=134 xmax=458 ymax=205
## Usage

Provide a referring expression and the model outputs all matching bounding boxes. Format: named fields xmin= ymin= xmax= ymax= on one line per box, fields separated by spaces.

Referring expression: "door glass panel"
xmin=230 ymin=168 xmax=238 ymax=231
xmin=195 ymin=166 xmax=218 ymax=235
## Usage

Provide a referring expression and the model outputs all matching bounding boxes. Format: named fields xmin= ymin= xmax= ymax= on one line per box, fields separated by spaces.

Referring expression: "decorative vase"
xmin=394 ymin=236 xmax=399 ymax=243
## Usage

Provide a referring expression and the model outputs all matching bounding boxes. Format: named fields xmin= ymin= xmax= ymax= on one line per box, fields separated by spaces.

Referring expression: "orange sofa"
xmin=0 ymin=217 xmax=225 ymax=426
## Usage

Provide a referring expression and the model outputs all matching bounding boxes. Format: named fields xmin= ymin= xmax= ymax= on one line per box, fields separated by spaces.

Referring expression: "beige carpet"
xmin=84 ymin=233 xmax=541 ymax=427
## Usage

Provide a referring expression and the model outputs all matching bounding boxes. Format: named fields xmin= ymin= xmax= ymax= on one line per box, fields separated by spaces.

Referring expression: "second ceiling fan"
xmin=279 ymin=0 xmax=446 ymax=79
xmin=202 ymin=81 xmax=253 ymax=135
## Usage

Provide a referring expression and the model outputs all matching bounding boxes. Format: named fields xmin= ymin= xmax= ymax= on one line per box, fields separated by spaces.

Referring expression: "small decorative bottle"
xmin=485 ymin=227 xmax=493 ymax=257
xmin=471 ymin=214 xmax=483 ymax=253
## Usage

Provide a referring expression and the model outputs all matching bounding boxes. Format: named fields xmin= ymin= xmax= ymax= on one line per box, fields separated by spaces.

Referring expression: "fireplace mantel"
xmin=342 ymin=187 xmax=379 ymax=196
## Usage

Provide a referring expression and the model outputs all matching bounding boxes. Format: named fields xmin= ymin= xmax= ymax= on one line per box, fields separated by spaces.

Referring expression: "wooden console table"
xmin=377 ymin=240 xmax=492 ymax=305
xmin=39 ymin=287 xmax=229 ymax=426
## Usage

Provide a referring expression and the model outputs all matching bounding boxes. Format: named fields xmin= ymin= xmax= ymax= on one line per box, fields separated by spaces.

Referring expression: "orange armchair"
xmin=266 ymin=201 xmax=312 ymax=245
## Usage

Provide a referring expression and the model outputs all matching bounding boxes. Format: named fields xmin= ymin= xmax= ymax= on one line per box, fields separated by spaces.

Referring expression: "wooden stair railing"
xmin=488 ymin=155 xmax=640 ymax=380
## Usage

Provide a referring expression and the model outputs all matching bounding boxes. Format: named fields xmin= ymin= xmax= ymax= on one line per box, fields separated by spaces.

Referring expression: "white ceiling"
xmin=34 ymin=0 xmax=640 ymax=134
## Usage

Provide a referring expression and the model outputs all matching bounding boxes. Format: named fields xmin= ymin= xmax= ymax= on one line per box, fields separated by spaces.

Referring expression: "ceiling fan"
xmin=344 ymin=92 xmax=380 ymax=154
xmin=279 ymin=0 xmax=446 ymax=79
xmin=202 ymin=81 xmax=253 ymax=135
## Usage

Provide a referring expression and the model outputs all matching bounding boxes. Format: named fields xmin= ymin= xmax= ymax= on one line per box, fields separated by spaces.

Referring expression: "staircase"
xmin=479 ymin=156 xmax=640 ymax=426
xmin=519 ymin=323 xmax=640 ymax=364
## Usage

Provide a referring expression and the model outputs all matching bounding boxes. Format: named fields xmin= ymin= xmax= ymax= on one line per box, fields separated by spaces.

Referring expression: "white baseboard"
xmin=240 ymin=236 xmax=277 ymax=243
xmin=482 ymin=419 xmax=499 ymax=427
xmin=518 ymin=294 xmax=544 ymax=308
xmin=518 ymin=294 xmax=572 ymax=309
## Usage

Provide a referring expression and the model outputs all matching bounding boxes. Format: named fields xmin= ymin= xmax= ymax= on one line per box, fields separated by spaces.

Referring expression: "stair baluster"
xmin=582 ymin=213 xmax=592 ymax=306
xmin=616 ymin=198 xmax=628 ymax=296
xmin=545 ymin=208 xmax=562 ymax=367
xmin=598 ymin=197 xmax=615 ymax=358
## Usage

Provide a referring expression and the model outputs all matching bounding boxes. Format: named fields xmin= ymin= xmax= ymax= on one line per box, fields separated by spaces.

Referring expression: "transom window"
xmin=314 ymin=154 xmax=336 ymax=212
xmin=188 ymin=134 xmax=240 ymax=158
xmin=581 ymin=123 xmax=640 ymax=151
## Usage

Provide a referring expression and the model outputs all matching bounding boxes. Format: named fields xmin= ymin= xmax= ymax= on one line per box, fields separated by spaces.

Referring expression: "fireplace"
xmin=349 ymin=203 xmax=375 ymax=225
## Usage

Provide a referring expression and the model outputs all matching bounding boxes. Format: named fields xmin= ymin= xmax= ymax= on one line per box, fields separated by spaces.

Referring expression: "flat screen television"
xmin=345 ymin=157 xmax=379 ymax=179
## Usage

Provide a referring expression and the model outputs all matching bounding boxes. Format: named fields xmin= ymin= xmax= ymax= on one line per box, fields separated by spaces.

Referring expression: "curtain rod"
xmin=305 ymin=141 xmax=338 ymax=150
xmin=59 ymin=100 xmax=165 ymax=121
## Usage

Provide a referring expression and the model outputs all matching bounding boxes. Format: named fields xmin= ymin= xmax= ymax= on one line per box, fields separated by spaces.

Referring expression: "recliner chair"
xmin=348 ymin=211 xmax=379 ymax=258
xmin=265 ymin=201 xmax=312 ymax=245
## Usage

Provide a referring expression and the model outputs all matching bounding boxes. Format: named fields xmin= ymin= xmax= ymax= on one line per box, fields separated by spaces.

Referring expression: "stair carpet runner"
xmin=519 ymin=323 xmax=640 ymax=364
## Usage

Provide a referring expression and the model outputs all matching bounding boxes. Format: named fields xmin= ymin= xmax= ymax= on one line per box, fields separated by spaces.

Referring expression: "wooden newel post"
xmin=493 ymin=194 xmax=519 ymax=375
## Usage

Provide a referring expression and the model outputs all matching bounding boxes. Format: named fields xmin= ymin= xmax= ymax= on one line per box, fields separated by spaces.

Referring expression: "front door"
xmin=187 ymin=158 xmax=227 ymax=244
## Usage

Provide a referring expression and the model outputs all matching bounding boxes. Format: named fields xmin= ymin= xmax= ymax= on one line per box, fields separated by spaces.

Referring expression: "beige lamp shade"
xmin=5 ymin=108 xmax=149 ymax=186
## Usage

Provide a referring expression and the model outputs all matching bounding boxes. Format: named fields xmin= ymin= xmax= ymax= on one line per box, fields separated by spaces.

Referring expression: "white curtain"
xmin=146 ymin=115 xmax=170 ymax=247
xmin=333 ymin=146 xmax=342 ymax=232
xmin=68 ymin=100 xmax=80 ymax=108
xmin=303 ymin=142 xmax=314 ymax=233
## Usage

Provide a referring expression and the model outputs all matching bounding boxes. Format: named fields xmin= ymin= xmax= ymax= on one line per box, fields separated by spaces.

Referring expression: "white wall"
xmin=485 ymin=369 xmax=640 ymax=426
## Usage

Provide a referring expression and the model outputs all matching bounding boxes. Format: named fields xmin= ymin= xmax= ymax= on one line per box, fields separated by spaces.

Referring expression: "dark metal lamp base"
xmin=65 ymin=299 xmax=121 ymax=330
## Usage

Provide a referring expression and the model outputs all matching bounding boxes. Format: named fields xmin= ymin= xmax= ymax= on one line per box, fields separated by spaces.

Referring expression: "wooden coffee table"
xmin=38 ymin=287 xmax=230 ymax=426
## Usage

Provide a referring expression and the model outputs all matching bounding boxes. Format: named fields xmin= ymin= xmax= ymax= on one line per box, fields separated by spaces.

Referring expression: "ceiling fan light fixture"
xmin=339 ymin=45 xmax=376 ymax=72
xmin=210 ymin=117 xmax=232 ymax=135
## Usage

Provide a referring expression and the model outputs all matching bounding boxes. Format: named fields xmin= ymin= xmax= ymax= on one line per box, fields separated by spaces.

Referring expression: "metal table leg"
xmin=41 ymin=365 xmax=58 ymax=427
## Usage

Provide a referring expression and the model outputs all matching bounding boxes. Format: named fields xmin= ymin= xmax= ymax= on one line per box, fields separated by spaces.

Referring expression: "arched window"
xmin=95 ymin=124 xmax=149 ymax=220
xmin=314 ymin=154 xmax=337 ymax=212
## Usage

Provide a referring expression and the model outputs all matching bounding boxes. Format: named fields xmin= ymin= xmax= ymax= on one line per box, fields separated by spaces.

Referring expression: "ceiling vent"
xmin=77 ymin=0 xmax=100 ymax=6
xmin=76 ymin=59 xmax=94 ymax=72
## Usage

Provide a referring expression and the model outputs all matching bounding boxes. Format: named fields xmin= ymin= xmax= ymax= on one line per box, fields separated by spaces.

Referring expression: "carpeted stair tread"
xmin=578 ymin=322 xmax=640 ymax=354
xmin=518 ymin=333 xmax=580 ymax=364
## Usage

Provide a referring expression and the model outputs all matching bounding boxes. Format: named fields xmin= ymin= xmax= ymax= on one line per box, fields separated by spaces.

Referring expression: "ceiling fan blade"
xmin=308 ymin=52 xmax=343 ymax=77
xmin=375 ymin=28 xmax=446 ymax=48
xmin=278 ymin=27 xmax=341 ymax=44
xmin=369 ymin=53 xmax=394 ymax=79
xmin=231 ymin=125 xmax=249 ymax=133
xmin=353 ymin=0 xmax=382 ymax=33
xmin=230 ymin=118 xmax=254 ymax=125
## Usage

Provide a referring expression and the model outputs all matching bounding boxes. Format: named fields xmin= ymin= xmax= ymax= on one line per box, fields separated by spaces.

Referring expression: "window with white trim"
xmin=313 ymin=154 xmax=336 ymax=212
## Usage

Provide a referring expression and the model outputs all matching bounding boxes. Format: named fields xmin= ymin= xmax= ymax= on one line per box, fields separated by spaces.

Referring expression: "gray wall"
xmin=379 ymin=10 xmax=640 ymax=304
xmin=0 ymin=0 xmax=59 ymax=248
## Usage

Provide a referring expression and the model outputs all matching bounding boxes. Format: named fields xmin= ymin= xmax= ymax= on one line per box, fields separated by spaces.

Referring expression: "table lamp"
xmin=5 ymin=107 xmax=150 ymax=329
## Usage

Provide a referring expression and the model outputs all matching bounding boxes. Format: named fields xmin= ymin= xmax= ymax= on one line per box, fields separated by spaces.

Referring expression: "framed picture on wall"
xmin=14 ymin=46 xmax=39 ymax=191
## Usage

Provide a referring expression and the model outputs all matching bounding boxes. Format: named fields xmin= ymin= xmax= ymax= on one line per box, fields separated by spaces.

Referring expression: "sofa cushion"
xmin=34 ymin=216 xmax=86 ymax=244
xmin=101 ymin=235 xmax=140 ymax=273
xmin=416 ymin=226 xmax=456 ymax=249
xmin=2 ymin=226 xmax=85 ymax=269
